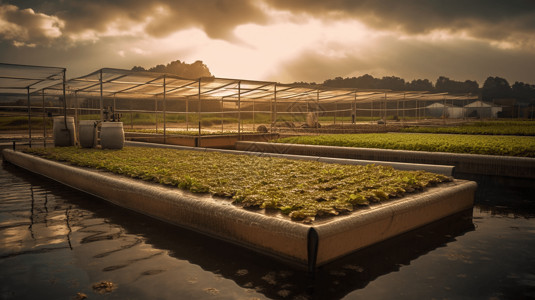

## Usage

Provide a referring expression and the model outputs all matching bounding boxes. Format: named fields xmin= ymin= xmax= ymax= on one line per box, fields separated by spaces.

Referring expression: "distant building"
xmin=464 ymin=100 xmax=502 ymax=118
xmin=493 ymin=98 xmax=518 ymax=118
xmin=425 ymin=102 xmax=465 ymax=118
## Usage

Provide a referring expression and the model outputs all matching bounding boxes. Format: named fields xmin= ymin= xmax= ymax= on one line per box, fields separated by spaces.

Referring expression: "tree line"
xmin=131 ymin=60 xmax=213 ymax=79
xmin=295 ymin=74 xmax=535 ymax=105
xmin=132 ymin=60 xmax=534 ymax=105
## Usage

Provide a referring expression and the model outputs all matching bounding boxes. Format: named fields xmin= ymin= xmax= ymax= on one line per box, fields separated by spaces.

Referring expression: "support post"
xmin=74 ymin=91 xmax=78 ymax=128
xmin=27 ymin=87 xmax=31 ymax=148
xmin=334 ymin=102 xmax=337 ymax=125
xmin=154 ymin=96 xmax=158 ymax=132
xmin=130 ymin=100 xmax=133 ymax=129
xmin=443 ymin=96 xmax=446 ymax=124
xmin=163 ymin=75 xmax=167 ymax=144
xmin=99 ymin=69 xmax=103 ymax=122
xmin=221 ymin=97 xmax=224 ymax=132
xmin=42 ymin=89 xmax=46 ymax=147
xmin=272 ymin=83 xmax=277 ymax=132
xmin=384 ymin=92 xmax=387 ymax=123
xmin=198 ymin=78 xmax=201 ymax=137
xmin=238 ymin=81 xmax=241 ymax=139
xmin=64 ymin=68 xmax=71 ymax=146
xmin=353 ymin=92 xmax=357 ymax=124
xmin=342 ymin=102 xmax=345 ymax=126
xmin=417 ymin=99 xmax=419 ymax=121
xmin=403 ymin=93 xmax=406 ymax=121
xmin=316 ymin=89 xmax=320 ymax=128
xmin=396 ymin=93 xmax=399 ymax=120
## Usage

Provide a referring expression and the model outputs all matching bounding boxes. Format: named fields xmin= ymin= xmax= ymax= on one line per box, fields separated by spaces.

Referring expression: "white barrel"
xmin=53 ymin=116 xmax=76 ymax=147
xmin=78 ymin=120 xmax=97 ymax=148
xmin=100 ymin=122 xmax=124 ymax=149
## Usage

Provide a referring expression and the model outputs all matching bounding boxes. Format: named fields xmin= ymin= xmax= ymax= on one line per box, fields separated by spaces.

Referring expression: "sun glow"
xmin=128 ymin=18 xmax=380 ymax=81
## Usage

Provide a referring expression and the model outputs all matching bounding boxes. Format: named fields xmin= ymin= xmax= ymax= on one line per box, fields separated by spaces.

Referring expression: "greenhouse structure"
xmin=1 ymin=63 xmax=481 ymax=145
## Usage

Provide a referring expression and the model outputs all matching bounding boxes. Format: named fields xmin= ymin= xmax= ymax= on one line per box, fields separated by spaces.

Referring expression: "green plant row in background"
xmin=81 ymin=112 xmax=404 ymax=126
xmin=402 ymin=121 xmax=535 ymax=136
xmin=0 ymin=115 xmax=53 ymax=131
xmin=276 ymin=133 xmax=535 ymax=157
xmin=24 ymin=147 xmax=451 ymax=222
xmin=124 ymin=128 xmax=255 ymax=135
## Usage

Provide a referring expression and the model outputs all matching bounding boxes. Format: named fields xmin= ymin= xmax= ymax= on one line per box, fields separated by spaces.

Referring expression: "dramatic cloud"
xmin=264 ymin=0 xmax=535 ymax=49
xmin=3 ymin=0 xmax=535 ymax=49
xmin=1 ymin=0 xmax=534 ymax=84
xmin=1 ymin=0 xmax=267 ymax=44
xmin=0 ymin=4 xmax=63 ymax=47
xmin=274 ymin=34 xmax=535 ymax=85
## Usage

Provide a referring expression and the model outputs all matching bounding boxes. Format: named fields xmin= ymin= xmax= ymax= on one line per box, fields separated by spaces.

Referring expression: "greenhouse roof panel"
xmin=0 ymin=63 xmax=65 ymax=94
xmin=2 ymin=66 xmax=480 ymax=103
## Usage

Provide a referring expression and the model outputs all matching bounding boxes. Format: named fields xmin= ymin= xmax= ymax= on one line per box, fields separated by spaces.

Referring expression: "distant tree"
xmin=323 ymin=76 xmax=347 ymax=88
xmin=131 ymin=60 xmax=213 ymax=79
xmin=292 ymin=81 xmax=318 ymax=86
xmin=353 ymin=74 xmax=378 ymax=89
xmin=406 ymin=79 xmax=434 ymax=91
xmin=512 ymin=81 xmax=535 ymax=105
xmin=435 ymin=76 xmax=479 ymax=94
xmin=131 ymin=66 xmax=146 ymax=72
xmin=435 ymin=76 xmax=449 ymax=92
xmin=463 ymin=80 xmax=480 ymax=94
xmin=323 ymin=74 xmax=382 ymax=89
xmin=149 ymin=64 xmax=167 ymax=73
xmin=378 ymin=76 xmax=405 ymax=90
xmin=482 ymin=76 xmax=512 ymax=101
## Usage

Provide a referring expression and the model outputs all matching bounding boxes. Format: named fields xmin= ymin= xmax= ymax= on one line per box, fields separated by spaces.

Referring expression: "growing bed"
xmin=276 ymin=133 xmax=535 ymax=157
xmin=23 ymin=147 xmax=454 ymax=222
xmin=2 ymin=146 xmax=476 ymax=269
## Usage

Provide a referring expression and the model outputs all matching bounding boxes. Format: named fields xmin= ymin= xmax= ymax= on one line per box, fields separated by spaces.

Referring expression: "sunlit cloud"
xmin=0 ymin=4 xmax=64 ymax=46
xmin=0 ymin=0 xmax=534 ymax=84
xmin=263 ymin=0 xmax=535 ymax=47
xmin=193 ymin=18 xmax=384 ymax=81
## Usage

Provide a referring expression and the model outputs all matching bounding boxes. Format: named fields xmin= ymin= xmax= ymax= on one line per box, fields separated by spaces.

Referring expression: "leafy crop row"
xmin=24 ymin=147 xmax=451 ymax=223
xmin=276 ymin=133 xmax=535 ymax=157
xmin=124 ymin=128 xmax=254 ymax=136
xmin=0 ymin=115 xmax=52 ymax=131
xmin=401 ymin=121 xmax=535 ymax=136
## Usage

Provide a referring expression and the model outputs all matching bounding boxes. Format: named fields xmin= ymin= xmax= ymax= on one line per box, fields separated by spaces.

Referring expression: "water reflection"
xmin=1 ymin=161 xmax=534 ymax=299
xmin=475 ymin=183 xmax=535 ymax=219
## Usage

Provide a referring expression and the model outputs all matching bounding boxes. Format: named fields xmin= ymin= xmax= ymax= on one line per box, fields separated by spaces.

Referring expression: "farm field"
xmin=401 ymin=120 xmax=535 ymax=136
xmin=276 ymin=133 xmax=535 ymax=157
xmin=24 ymin=146 xmax=451 ymax=222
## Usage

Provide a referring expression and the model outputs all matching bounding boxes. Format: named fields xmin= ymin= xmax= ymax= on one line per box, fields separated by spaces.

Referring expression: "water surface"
xmin=1 ymin=160 xmax=534 ymax=299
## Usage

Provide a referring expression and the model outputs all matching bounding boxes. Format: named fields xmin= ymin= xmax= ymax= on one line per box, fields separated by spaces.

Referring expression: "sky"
xmin=1 ymin=0 xmax=535 ymax=85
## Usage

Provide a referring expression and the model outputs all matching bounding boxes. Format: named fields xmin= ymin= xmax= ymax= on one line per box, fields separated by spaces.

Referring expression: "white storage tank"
xmin=100 ymin=122 xmax=124 ymax=149
xmin=78 ymin=120 xmax=98 ymax=148
xmin=53 ymin=116 xmax=76 ymax=147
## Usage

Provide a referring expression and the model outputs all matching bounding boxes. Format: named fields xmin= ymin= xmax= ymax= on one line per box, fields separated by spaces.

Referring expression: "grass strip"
xmin=276 ymin=133 xmax=535 ymax=157
xmin=24 ymin=147 xmax=452 ymax=223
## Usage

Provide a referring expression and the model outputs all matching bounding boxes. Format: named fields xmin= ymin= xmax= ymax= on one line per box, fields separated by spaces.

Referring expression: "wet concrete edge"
xmin=2 ymin=148 xmax=476 ymax=270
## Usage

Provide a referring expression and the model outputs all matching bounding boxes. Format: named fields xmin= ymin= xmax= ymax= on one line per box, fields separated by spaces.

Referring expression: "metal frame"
xmin=1 ymin=65 xmax=482 ymax=145
xmin=0 ymin=63 xmax=67 ymax=147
